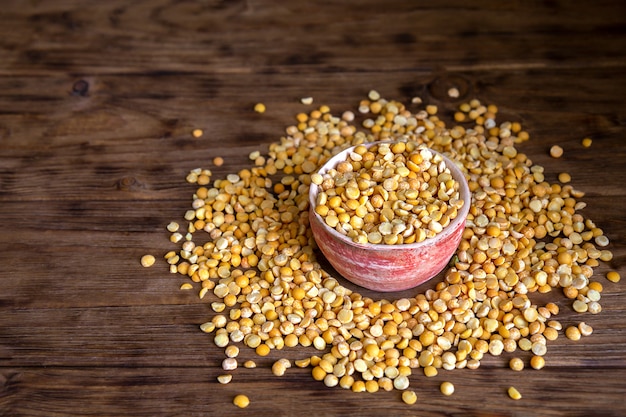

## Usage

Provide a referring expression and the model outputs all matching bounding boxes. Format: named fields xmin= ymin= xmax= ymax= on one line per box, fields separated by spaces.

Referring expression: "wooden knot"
xmin=116 ymin=176 xmax=142 ymax=191
xmin=71 ymin=79 xmax=89 ymax=96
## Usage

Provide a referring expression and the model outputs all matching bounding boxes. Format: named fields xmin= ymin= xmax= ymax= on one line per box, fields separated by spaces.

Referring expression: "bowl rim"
xmin=308 ymin=140 xmax=471 ymax=251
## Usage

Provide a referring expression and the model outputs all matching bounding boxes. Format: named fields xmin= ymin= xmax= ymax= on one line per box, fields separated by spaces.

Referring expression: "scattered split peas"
xmin=272 ymin=358 xmax=292 ymax=376
xmin=157 ymin=92 xmax=615 ymax=405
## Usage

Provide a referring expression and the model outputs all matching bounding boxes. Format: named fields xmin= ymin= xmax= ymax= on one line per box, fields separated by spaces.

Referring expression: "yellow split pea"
xmin=254 ymin=103 xmax=266 ymax=113
xmin=558 ymin=172 xmax=571 ymax=183
xmin=508 ymin=386 xmax=522 ymax=400
xmin=233 ymin=394 xmax=250 ymax=408
xmin=549 ymin=145 xmax=564 ymax=158
xmin=402 ymin=390 xmax=418 ymax=404
xmin=440 ymin=381 xmax=455 ymax=396
xmin=606 ymin=271 xmax=621 ymax=283
xmin=140 ymin=254 xmax=155 ymax=268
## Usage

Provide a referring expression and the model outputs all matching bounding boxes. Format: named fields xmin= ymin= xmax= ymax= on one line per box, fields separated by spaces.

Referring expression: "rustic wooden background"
xmin=1 ymin=1 xmax=625 ymax=416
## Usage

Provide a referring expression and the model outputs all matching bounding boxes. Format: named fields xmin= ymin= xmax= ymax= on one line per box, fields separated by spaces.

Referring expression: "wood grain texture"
xmin=1 ymin=0 xmax=625 ymax=416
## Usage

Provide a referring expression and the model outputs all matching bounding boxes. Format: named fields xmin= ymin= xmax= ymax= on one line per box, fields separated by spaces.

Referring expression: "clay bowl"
xmin=308 ymin=141 xmax=471 ymax=292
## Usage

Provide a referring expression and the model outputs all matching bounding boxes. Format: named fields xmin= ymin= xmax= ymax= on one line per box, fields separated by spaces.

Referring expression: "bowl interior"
xmin=308 ymin=141 xmax=471 ymax=252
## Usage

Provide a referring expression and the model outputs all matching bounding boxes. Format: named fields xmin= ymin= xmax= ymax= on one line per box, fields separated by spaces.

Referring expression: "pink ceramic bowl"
xmin=308 ymin=142 xmax=470 ymax=292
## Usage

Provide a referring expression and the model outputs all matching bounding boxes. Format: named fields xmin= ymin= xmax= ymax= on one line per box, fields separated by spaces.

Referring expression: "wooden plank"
xmin=1 ymin=366 xmax=625 ymax=417
xmin=0 ymin=198 xmax=623 ymax=309
xmin=2 ymin=300 xmax=626 ymax=367
xmin=1 ymin=1 xmax=625 ymax=75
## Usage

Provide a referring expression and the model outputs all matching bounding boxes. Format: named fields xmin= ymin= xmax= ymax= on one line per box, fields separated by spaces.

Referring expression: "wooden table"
xmin=1 ymin=1 xmax=625 ymax=416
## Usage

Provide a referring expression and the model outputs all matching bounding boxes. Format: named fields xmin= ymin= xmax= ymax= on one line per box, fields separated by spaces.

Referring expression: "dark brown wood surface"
xmin=1 ymin=1 xmax=625 ymax=416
